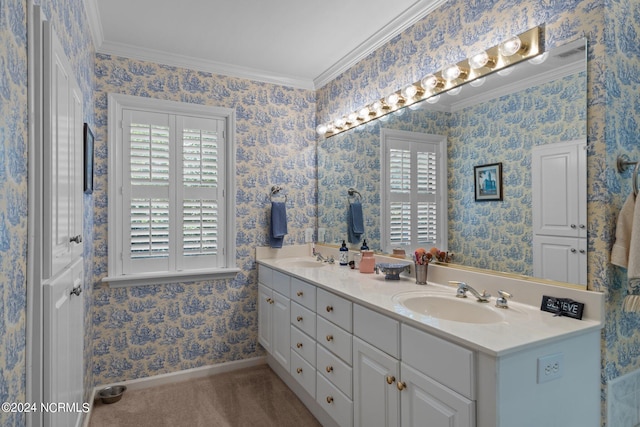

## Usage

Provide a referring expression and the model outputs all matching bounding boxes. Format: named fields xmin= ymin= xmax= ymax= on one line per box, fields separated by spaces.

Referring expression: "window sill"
xmin=102 ymin=268 xmax=241 ymax=288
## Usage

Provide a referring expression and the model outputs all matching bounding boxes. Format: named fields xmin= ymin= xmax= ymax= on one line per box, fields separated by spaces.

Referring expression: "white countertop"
xmin=257 ymin=254 xmax=603 ymax=357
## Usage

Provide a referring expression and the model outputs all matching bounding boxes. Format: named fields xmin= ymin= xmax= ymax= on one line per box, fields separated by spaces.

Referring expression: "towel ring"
xmin=270 ymin=185 xmax=287 ymax=202
xmin=347 ymin=187 xmax=362 ymax=202
xmin=617 ymin=154 xmax=639 ymax=196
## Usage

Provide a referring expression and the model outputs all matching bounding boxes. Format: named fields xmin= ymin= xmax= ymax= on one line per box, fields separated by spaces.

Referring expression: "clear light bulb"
xmin=442 ymin=64 xmax=461 ymax=82
xmin=499 ymin=36 xmax=523 ymax=56
xmin=421 ymin=74 xmax=439 ymax=90
xmin=469 ymin=52 xmax=489 ymax=69
xmin=316 ymin=124 xmax=328 ymax=135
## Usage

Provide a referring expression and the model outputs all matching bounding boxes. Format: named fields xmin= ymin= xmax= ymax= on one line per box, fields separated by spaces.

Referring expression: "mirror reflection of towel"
xmin=270 ymin=202 xmax=287 ymax=248
xmin=348 ymin=201 xmax=364 ymax=244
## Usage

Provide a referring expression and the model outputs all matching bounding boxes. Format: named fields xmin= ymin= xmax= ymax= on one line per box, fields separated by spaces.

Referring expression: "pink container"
xmin=359 ymin=251 xmax=375 ymax=274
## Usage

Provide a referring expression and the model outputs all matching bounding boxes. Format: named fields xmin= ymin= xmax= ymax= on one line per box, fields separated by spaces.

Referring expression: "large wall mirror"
xmin=317 ymin=38 xmax=587 ymax=289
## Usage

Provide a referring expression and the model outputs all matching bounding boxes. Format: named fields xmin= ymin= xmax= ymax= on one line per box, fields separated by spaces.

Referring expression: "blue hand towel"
xmin=269 ymin=201 xmax=288 ymax=248
xmin=347 ymin=201 xmax=364 ymax=244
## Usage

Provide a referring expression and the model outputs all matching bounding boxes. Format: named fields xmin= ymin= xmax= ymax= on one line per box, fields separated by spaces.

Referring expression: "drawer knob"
xmin=297 ymin=291 xmax=303 ymax=297
xmin=326 ymin=396 xmax=334 ymax=404
xmin=326 ymin=305 xmax=333 ymax=312
xmin=297 ymin=316 xmax=303 ymax=322
xmin=296 ymin=367 xmax=303 ymax=374
xmin=386 ymin=375 xmax=395 ymax=385
xmin=326 ymin=366 xmax=333 ymax=373
xmin=397 ymin=381 xmax=407 ymax=391
xmin=296 ymin=342 xmax=303 ymax=348
xmin=326 ymin=334 xmax=333 ymax=342
xmin=266 ymin=298 xmax=274 ymax=304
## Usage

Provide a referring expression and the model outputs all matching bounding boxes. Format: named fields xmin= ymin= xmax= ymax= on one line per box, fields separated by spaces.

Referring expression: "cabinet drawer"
xmin=401 ymin=324 xmax=475 ymax=399
xmin=291 ymin=351 xmax=316 ymax=398
xmin=316 ymin=373 xmax=353 ymax=427
xmin=317 ymin=344 xmax=353 ymax=398
xmin=291 ymin=302 xmax=316 ymax=338
xmin=291 ymin=325 xmax=316 ymax=366
xmin=317 ymin=288 xmax=352 ymax=332
xmin=290 ymin=277 xmax=316 ymax=310
xmin=317 ymin=316 xmax=352 ymax=365
xmin=258 ymin=264 xmax=273 ymax=288
xmin=272 ymin=270 xmax=291 ymax=296
xmin=353 ymin=304 xmax=399 ymax=358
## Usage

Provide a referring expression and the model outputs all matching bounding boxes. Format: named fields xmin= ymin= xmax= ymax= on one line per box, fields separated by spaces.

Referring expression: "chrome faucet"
xmin=316 ymin=253 xmax=335 ymax=264
xmin=495 ymin=290 xmax=513 ymax=309
xmin=449 ymin=281 xmax=491 ymax=303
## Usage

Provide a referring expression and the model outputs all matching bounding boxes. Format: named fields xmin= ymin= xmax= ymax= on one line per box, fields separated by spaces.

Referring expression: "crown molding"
xmin=98 ymin=40 xmax=316 ymax=90
xmin=84 ymin=0 xmax=447 ymax=91
xmin=313 ymin=0 xmax=449 ymax=90
xmin=83 ymin=0 xmax=104 ymax=50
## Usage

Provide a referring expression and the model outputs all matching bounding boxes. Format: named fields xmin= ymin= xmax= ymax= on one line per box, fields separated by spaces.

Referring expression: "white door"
xmin=400 ymin=363 xmax=474 ymax=427
xmin=258 ymin=284 xmax=273 ymax=353
xmin=272 ymin=290 xmax=291 ymax=370
xmin=41 ymin=20 xmax=85 ymax=427
xmin=532 ymin=140 xmax=586 ymax=238
xmin=533 ymin=235 xmax=586 ymax=285
xmin=353 ymin=337 xmax=400 ymax=427
xmin=43 ymin=259 xmax=84 ymax=427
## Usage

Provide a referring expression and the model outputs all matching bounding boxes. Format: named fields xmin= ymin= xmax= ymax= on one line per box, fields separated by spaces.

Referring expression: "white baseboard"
xmin=83 ymin=356 xmax=267 ymax=427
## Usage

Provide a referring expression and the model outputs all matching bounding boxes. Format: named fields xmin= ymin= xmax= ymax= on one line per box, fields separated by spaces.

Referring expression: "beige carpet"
xmin=89 ymin=364 xmax=322 ymax=427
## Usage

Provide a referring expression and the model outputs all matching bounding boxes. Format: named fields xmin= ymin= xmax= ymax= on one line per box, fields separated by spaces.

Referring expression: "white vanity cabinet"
xmin=258 ymin=266 xmax=290 ymax=371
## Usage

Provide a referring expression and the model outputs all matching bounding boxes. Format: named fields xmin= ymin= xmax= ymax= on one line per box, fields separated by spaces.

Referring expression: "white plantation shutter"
xmin=381 ymin=129 xmax=447 ymax=253
xmin=119 ymin=106 xmax=227 ymax=276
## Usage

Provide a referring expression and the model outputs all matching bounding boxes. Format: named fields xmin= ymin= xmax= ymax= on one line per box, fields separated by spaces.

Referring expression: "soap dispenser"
xmin=360 ymin=239 xmax=369 ymax=251
xmin=339 ymin=240 xmax=349 ymax=266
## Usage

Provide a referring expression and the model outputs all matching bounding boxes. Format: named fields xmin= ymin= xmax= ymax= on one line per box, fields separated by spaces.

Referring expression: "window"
xmin=380 ymin=129 xmax=447 ymax=254
xmin=106 ymin=94 xmax=238 ymax=286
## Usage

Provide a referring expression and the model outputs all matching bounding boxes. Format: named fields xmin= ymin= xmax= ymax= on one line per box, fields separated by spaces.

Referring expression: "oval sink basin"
xmin=395 ymin=294 xmax=504 ymax=324
xmin=274 ymin=258 xmax=326 ymax=268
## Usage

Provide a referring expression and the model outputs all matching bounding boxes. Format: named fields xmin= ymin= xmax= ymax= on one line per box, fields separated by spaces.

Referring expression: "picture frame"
xmin=474 ymin=162 xmax=503 ymax=201
xmin=84 ymin=123 xmax=94 ymax=194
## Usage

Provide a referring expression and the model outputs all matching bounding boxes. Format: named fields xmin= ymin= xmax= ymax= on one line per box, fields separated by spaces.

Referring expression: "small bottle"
xmin=339 ymin=240 xmax=349 ymax=266
xmin=360 ymin=239 xmax=369 ymax=251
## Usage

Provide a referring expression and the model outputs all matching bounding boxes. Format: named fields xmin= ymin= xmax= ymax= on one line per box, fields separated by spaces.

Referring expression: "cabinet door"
xmin=272 ymin=290 xmax=290 ymax=371
xmin=258 ymin=284 xmax=272 ymax=353
xmin=533 ymin=235 xmax=585 ymax=285
xmin=400 ymin=363 xmax=474 ymax=427
xmin=532 ymin=140 xmax=586 ymax=238
xmin=353 ymin=337 xmax=400 ymax=427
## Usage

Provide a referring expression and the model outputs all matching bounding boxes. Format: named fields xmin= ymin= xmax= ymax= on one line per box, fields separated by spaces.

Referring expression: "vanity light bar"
xmin=316 ymin=26 xmax=542 ymax=138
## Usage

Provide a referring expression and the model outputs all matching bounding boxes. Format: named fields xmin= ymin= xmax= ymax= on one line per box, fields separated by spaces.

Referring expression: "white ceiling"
xmin=85 ymin=0 xmax=447 ymax=90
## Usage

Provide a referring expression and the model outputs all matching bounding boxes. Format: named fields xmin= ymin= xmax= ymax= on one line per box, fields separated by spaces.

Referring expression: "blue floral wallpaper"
xmin=90 ymin=56 xmax=317 ymax=385
xmin=1 ymin=0 xmax=639 ymax=425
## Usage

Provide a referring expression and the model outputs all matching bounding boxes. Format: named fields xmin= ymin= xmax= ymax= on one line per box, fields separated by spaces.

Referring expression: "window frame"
xmin=104 ymin=94 xmax=238 ymax=287
xmin=380 ymin=128 xmax=448 ymax=254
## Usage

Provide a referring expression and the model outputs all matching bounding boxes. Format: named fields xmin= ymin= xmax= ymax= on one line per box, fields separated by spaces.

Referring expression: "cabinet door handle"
xmin=70 ymin=286 xmax=82 ymax=297
xmin=386 ymin=375 xmax=395 ymax=385
xmin=297 ymin=291 xmax=303 ymax=297
xmin=579 ymin=224 xmax=586 ymax=229
xmin=571 ymin=224 xmax=577 ymax=229
xmin=571 ymin=248 xmax=577 ymax=253
xmin=326 ymin=366 xmax=333 ymax=373
xmin=397 ymin=381 xmax=407 ymax=391
xmin=326 ymin=334 xmax=333 ymax=342
xmin=70 ymin=234 xmax=82 ymax=243
xmin=326 ymin=305 xmax=333 ymax=312
xmin=579 ymin=249 xmax=586 ymax=254
xmin=296 ymin=342 xmax=303 ymax=348
xmin=326 ymin=396 xmax=334 ymax=404
xmin=266 ymin=298 xmax=274 ymax=304
xmin=296 ymin=367 xmax=303 ymax=374
xmin=296 ymin=316 xmax=303 ymax=322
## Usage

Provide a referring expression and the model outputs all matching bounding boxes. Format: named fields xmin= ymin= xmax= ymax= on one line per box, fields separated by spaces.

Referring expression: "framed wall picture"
xmin=84 ymin=123 xmax=94 ymax=194
xmin=474 ymin=162 xmax=502 ymax=201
